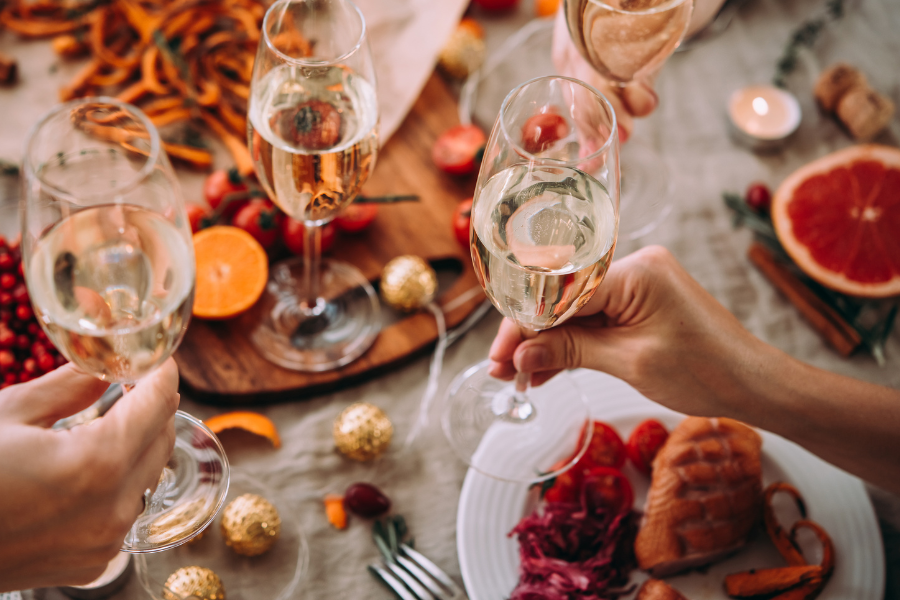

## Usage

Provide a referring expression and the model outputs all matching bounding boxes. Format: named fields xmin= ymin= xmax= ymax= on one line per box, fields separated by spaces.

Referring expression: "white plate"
xmin=457 ymin=370 xmax=885 ymax=600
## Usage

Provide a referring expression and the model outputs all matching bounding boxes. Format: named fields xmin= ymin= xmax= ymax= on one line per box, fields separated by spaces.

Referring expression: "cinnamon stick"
xmin=748 ymin=242 xmax=862 ymax=356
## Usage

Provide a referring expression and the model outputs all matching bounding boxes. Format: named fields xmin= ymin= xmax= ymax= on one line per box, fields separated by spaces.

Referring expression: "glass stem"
xmin=302 ymin=221 xmax=322 ymax=313
xmin=506 ymin=328 xmax=539 ymax=422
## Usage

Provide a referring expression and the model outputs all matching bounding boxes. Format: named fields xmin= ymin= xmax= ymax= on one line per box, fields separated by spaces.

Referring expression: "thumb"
xmin=512 ymin=324 xmax=638 ymax=383
xmin=620 ymin=79 xmax=658 ymax=118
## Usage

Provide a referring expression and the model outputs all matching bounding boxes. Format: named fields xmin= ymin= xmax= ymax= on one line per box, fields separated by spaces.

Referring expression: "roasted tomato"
xmin=542 ymin=457 xmax=582 ymax=504
xmin=626 ymin=419 xmax=669 ymax=475
xmin=204 ymin=168 xmax=248 ymax=215
xmin=452 ymin=198 xmax=473 ymax=247
xmin=334 ymin=202 xmax=378 ymax=234
xmin=521 ymin=111 xmax=568 ymax=154
xmin=185 ymin=203 xmax=212 ymax=233
xmin=232 ymin=199 xmax=281 ymax=251
xmin=578 ymin=420 xmax=627 ymax=469
xmin=281 ymin=217 xmax=336 ymax=256
xmin=433 ymin=125 xmax=486 ymax=176
xmin=582 ymin=466 xmax=634 ymax=515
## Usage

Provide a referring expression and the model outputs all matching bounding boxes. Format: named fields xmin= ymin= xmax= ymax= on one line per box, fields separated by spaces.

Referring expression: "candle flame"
xmin=752 ymin=97 xmax=769 ymax=116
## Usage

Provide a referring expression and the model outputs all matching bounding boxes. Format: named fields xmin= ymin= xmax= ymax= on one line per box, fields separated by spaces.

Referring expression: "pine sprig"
xmin=773 ymin=0 xmax=845 ymax=88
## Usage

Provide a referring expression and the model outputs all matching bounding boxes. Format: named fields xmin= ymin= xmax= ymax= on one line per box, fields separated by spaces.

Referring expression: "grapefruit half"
xmin=772 ymin=144 xmax=900 ymax=298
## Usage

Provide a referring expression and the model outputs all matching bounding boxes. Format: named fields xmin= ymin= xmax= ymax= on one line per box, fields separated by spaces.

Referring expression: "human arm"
xmin=488 ymin=246 xmax=900 ymax=496
xmin=0 ymin=358 xmax=179 ymax=592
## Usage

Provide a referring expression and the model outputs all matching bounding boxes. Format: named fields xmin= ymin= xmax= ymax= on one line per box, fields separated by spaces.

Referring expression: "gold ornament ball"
xmin=163 ymin=566 xmax=225 ymax=600
xmin=380 ymin=255 xmax=437 ymax=312
xmin=220 ymin=493 xmax=281 ymax=557
xmin=333 ymin=402 xmax=393 ymax=461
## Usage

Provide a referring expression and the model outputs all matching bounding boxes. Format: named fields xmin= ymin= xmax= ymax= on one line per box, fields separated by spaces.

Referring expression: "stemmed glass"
xmin=245 ymin=0 xmax=380 ymax=372
xmin=563 ymin=0 xmax=692 ymax=239
xmin=441 ymin=76 xmax=620 ymax=483
xmin=21 ymin=98 xmax=229 ymax=552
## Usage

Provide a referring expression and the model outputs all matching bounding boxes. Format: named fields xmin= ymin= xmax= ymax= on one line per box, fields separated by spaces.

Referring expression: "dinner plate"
xmin=457 ymin=369 xmax=885 ymax=600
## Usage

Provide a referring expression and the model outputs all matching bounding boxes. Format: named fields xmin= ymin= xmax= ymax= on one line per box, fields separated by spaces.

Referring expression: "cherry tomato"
xmin=334 ymin=203 xmax=379 ymax=234
xmin=577 ymin=420 xmax=627 ymax=469
xmin=185 ymin=203 xmax=212 ymax=234
xmin=232 ymin=199 xmax=281 ymax=251
xmin=433 ymin=125 xmax=486 ymax=176
xmin=521 ymin=111 xmax=568 ymax=154
xmin=582 ymin=466 xmax=634 ymax=515
xmin=473 ymin=0 xmax=520 ymax=11
xmin=745 ymin=182 xmax=772 ymax=213
xmin=542 ymin=457 xmax=582 ymax=504
xmin=452 ymin=198 xmax=473 ymax=247
xmin=626 ymin=419 xmax=669 ymax=476
xmin=281 ymin=217 xmax=336 ymax=256
xmin=277 ymin=100 xmax=342 ymax=150
xmin=204 ymin=168 xmax=248 ymax=214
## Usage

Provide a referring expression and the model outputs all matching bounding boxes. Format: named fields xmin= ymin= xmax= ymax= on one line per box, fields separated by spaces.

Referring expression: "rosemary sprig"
xmin=773 ymin=0 xmax=845 ymax=88
xmin=723 ymin=192 xmax=897 ymax=365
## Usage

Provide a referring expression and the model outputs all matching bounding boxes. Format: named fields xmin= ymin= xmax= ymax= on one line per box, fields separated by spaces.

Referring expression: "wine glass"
xmin=21 ymin=98 xmax=229 ymax=552
xmin=563 ymin=0 xmax=692 ymax=239
xmin=441 ymin=76 xmax=620 ymax=483
xmin=245 ymin=0 xmax=380 ymax=371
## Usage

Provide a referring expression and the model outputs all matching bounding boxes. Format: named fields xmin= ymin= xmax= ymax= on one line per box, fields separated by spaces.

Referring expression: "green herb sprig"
xmin=773 ymin=0 xmax=845 ymax=88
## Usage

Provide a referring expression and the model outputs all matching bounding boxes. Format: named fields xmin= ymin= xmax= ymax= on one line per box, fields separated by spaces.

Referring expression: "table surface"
xmin=4 ymin=0 xmax=898 ymax=597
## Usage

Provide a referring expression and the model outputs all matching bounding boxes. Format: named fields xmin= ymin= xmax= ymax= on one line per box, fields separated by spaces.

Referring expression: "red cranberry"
xmin=0 ymin=292 xmax=11 ymax=306
xmin=745 ymin=182 xmax=772 ymax=213
xmin=17 ymin=262 xmax=23 ymax=278
xmin=0 ymin=253 xmax=13 ymax=271
xmin=36 ymin=330 xmax=48 ymax=342
xmin=0 ymin=350 xmax=15 ymax=370
xmin=15 ymin=304 xmax=32 ymax=322
xmin=0 ymin=273 xmax=15 ymax=290
xmin=22 ymin=358 xmax=37 ymax=375
xmin=31 ymin=341 xmax=47 ymax=356
xmin=343 ymin=482 xmax=391 ymax=518
xmin=0 ymin=310 xmax=10 ymax=323
xmin=11 ymin=284 xmax=28 ymax=304
xmin=3 ymin=372 xmax=16 ymax=385
xmin=0 ymin=328 xmax=13 ymax=349
xmin=55 ymin=354 xmax=67 ymax=367
xmin=15 ymin=334 xmax=30 ymax=350
xmin=37 ymin=353 xmax=56 ymax=373
xmin=26 ymin=323 xmax=40 ymax=335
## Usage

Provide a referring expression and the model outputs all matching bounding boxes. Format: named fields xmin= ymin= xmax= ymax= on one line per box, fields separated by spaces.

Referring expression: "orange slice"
xmin=204 ymin=411 xmax=281 ymax=448
xmin=192 ymin=226 xmax=268 ymax=319
xmin=772 ymin=144 xmax=900 ymax=298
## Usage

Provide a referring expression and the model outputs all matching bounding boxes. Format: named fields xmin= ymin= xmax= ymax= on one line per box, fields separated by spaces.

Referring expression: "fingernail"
xmin=518 ymin=346 xmax=549 ymax=372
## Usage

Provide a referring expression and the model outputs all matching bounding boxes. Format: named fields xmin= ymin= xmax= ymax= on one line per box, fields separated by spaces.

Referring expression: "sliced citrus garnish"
xmin=204 ymin=411 xmax=281 ymax=448
xmin=772 ymin=144 xmax=900 ymax=298
xmin=192 ymin=225 xmax=268 ymax=319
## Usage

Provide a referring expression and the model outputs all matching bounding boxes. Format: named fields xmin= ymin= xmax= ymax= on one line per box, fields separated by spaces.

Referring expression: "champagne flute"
xmin=21 ymin=98 xmax=229 ymax=552
xmin=245 ymin=0 xmax=380 ymax=371
xmin=564 ymin=0 xmax=692 ymax=239
xmin=441 ymin=76 xmax=620 ymax=483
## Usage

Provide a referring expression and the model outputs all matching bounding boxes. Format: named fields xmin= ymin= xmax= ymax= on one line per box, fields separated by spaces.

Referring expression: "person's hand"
xmin=552 ymin=9 xmax=658 ymax=143
xmin=488 ymin=246 xmax=768 ymax=419
xmin=0 ymin=359 xmax=179 ymax=592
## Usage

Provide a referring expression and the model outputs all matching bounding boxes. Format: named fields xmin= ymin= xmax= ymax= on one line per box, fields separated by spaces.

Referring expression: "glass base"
xmin=123 ymin=410 xmax=229 ymax=552
xmin=441 ymin=360 xmax=593 ymax=484
xmin=245 ymin=257 xmax=381 ymax=372
xmin=618 ymin=138 xmax=675 ymax=240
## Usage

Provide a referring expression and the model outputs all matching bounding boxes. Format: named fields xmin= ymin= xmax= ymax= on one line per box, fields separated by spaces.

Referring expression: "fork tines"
xmin=369 ymin=543 xmax=465 ymax=600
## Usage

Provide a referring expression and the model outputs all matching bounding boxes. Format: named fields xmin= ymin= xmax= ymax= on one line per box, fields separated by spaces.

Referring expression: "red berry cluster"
xmin=0 ymin=236 xmax=67 ymax=389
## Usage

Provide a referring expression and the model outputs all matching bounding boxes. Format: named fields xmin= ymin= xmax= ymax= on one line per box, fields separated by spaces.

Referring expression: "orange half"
xmin=192 ymin=226 xmax=268 ymax=319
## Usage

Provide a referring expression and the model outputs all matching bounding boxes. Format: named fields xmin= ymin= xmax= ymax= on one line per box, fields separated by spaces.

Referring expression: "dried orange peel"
xmin=204 ymin=410 xmax=281 ymax=448
xmin=324 ymin=494 xmax=348 ymax=530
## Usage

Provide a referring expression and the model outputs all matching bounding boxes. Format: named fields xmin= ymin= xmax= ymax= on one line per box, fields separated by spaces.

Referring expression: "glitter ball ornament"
xmin=163 ymin=566 xmax=225 ymax=600
xmin=380 ymin=256 xmax=437 ymax=312
xmin=220 ymin=493 xmax=281 ymax=557
xmin=333 ymin=402 xmax=393 ymax=461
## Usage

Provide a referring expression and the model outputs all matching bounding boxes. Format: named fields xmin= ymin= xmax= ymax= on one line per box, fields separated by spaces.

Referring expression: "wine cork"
xmin=836 ymin=86 xmax=895 ymax=142
xmin=814 ymin=63 xmax=866 ymax=112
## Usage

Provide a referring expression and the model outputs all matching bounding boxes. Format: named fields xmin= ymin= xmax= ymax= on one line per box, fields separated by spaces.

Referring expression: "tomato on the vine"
xmin=452 ymin=198 xmax=473 ymax=247
xmin=185 ymin=203 xmax=212 ymax=234
xmin=433 ymin=125 xmax=486 ymax=176
xmin=232 ymin=199 xmax=281 ymax=251
xmin=281 ymin=217 xmax=336 ymax=256
xmin=334 ymin=203 xmax=378 ymax=233
xmin=582 ymin=466 xmax=634 ymax=515
xmin=204 ymin=168 xmax=248 ymax=215
xmin=521 ymin=111 xmax=568 ymax=154
xmin=626 ymin=419 xmax=669 ymax=475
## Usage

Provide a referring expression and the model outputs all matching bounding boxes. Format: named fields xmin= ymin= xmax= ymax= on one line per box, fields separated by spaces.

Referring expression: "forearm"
xmin=729 ymin=339 xmax=900 ymax=495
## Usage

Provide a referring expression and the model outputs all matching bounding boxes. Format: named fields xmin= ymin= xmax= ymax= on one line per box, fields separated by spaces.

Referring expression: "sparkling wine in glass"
xmin=21 ymin=99 xmax=229 ymax=552
xmin=245 ymin=0 xmax=380 ymax=371
xmin=442 ymin=76 xmax=620 ymax=483
xmin=564 ymin=0 xmax=692 ymax=239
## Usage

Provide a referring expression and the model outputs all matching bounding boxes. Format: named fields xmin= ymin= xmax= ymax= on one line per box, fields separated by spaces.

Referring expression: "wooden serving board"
xmin=175 ymin=73 xmax=487 ymax=403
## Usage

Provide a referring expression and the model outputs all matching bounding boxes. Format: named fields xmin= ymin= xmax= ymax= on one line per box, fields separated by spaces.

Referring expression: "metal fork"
xmin=369 ymin=517 xmax=467 ymax=600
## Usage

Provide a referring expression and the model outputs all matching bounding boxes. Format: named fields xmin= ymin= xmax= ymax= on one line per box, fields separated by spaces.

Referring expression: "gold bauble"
xmin=163 ymin=566 xmax=225 ymax=600
xmin=333 ymin=402 xmax=393 ymax=461
xmin=220 ymin=494 xmax=281 ymax=557
xmin=380 ymin=256 xmax=437 ymax=312
xmin=438 ymin=28 xmax=485 ymax=80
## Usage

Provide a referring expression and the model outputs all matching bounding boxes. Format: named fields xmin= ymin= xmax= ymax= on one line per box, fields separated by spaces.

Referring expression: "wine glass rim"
xmin=498 ymin=75 xmax=618 ymax=168
xmin=22 ymin=96 xmax=161 ymax=203
xmin=262 ymin=0 xmax=367 ymax=67
xmin=586 ymin=0 xmax=691 ymax=15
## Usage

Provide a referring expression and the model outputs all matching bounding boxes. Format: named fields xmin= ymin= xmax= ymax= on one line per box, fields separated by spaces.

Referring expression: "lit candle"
xmin=728 ymin=84 xmax=801 ymax=150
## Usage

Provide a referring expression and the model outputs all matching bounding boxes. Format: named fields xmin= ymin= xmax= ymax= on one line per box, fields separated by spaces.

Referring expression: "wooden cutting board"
xmin=175 ymin=73 xmax=487 ymax=403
